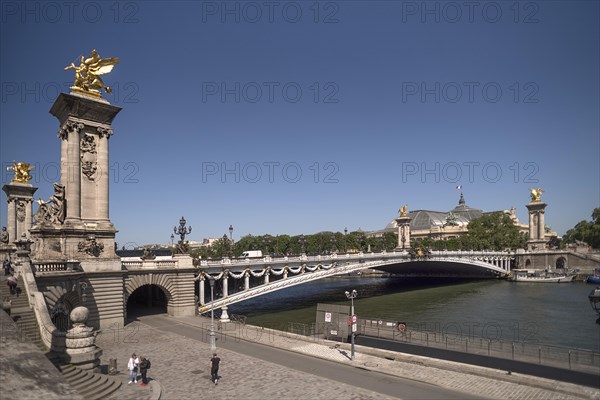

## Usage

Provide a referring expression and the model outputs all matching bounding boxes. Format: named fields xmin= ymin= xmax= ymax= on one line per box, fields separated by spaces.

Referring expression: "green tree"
xmin=562 ymin=208 xmax=600 ymax=249
xmin=463 ymin=212 xmax=527 ymax=250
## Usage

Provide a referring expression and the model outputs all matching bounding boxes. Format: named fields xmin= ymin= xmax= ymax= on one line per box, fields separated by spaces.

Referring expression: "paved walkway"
xmin=96 ymin=315 xmax=600 ymax=400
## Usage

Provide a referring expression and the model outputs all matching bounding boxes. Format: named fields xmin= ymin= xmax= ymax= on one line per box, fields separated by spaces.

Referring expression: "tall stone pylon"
xmin=30 ymin=92 xmax=122 ymax=269
xmin=526 ymin=188 xmax=548 ymax=251
xmin=2 ymin=165 xmax=38 ymax=242
xmin=395 ymin=205 xmax=411 ymax=250
xmin=29 ymin=91 xmax=124 ymax=330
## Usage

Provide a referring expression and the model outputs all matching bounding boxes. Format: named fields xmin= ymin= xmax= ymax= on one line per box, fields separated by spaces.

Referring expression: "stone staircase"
xmin=0 ymin=274 xmax=46 ymax=350
xmin=58 ymin=364 xmax=122 ymax=400
xmin=1 ymin=273 xmax=122 ymax=399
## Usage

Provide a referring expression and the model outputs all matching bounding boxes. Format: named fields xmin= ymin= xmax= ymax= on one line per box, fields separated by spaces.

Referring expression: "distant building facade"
xmin=370 ymin=193 xmax=557 ymax=241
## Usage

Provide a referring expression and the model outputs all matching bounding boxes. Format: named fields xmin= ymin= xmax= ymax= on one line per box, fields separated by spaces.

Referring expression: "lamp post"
xmin=222 ymin=234 xmax=228 ymax=258
xmin=345 ymin=289 xmax=357 ymax=360
xmin=209 ymin=278 xmax=216 ymax=351
xmin=173 ymin=216 xmax=192 ymax=253
xmin=170 ymin=233 xmax=174 ymax=247
xmin=344 ymin=227 xmax=347 ymax=253
xmin=228 ymin=225 xmax=234 ymax=257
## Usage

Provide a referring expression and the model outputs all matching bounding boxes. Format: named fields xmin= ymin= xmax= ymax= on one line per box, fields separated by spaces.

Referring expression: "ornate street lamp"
xmin=173 ymin=216 xmax=192 ymax=253
xmin=299 ymin=234 xmax=305 ymax=255
xmin=345 ymin=289 xmax=358 ymax=360
xmin=209 ymin=278 xmax=216 ymax=351
xmin=222 ymin=234 xmax=228 ymax=258
xmin=170 ymin=233 xmax=174 ymax=247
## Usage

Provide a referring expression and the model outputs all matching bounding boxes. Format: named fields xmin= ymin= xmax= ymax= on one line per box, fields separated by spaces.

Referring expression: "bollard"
xmin=109 ymin=358 xmax=117 ymax=375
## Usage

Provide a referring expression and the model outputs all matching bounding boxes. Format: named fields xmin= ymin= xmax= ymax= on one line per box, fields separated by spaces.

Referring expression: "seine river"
xmin=226 ymin=278 xmax=600 ymax=352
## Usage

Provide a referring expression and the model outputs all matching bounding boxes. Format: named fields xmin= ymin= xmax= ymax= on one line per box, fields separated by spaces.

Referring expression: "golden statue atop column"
xmin=399 ymin=204 xmax=408 ymax=217
xmin=530 ymin=188 xmax=544 ymax=202
xmin=64 ymin=50 xmax=120 ymax=97
xmin=6 ymin=161 xmax=34 ymax=184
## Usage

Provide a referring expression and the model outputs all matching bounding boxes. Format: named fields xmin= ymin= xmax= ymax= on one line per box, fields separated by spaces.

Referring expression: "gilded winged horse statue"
xmin=65 ymin=50 xmax=119 ymax=97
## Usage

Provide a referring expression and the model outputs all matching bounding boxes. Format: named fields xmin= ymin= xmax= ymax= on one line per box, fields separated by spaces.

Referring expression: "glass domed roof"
xmin=384 ymin=194 xmax=482 ymax=231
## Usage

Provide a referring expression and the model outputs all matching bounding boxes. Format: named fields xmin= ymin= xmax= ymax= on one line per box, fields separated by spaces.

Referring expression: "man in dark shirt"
xmin=210 ymin=353 xmax=220 ymax=385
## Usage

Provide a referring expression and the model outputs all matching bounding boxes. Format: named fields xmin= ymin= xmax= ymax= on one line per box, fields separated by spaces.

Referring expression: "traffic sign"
xmin=352 ymin=315 xmax=357 ymax=323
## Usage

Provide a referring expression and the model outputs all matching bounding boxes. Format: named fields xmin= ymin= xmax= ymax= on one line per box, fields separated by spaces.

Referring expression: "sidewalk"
xmin=173 ymin=315 xmax=600 ymax=400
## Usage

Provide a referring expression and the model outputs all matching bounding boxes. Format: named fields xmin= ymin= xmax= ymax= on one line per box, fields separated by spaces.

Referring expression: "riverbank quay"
xmin=176 ymin=315 xmax=599 ymax=400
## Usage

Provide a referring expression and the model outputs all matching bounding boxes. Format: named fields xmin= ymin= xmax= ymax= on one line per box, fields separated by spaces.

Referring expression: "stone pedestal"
xmin=526 ymin=201 xmax=547 ymax=251
xmin=63 ymin=306 xmax=102 ymax=371
xmin=2 ymin=182 xmax=38 ymax=241
xmin=395 ymin=216 xmax=412 ymax=250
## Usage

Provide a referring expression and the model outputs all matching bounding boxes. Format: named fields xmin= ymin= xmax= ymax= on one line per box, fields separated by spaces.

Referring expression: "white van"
xmin=240 ymin=250 xmax=263 ymax=258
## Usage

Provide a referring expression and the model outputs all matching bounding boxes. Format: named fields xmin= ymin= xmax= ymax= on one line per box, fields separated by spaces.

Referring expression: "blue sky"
xmin=1 ymin=1 xmax=598 ymax=247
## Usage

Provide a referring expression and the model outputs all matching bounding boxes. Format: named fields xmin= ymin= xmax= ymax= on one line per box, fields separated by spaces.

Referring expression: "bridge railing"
xmin=358 ymin=319 xmax=598 ymax=374
xmin=195 ymin=250 xmax=513 ymax=268
xmin=32 ymin=262 xmax=78 ymax=274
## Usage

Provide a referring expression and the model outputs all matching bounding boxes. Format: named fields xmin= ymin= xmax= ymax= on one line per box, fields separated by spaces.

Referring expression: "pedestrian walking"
xmin=210 ymin=353 xmax=221 ymax=385
xmin=127 ymin=353 xmax=139 ymax=384
xmin=2 ymin=296 xmax=11 ymax=316
xmin=139 ymin=356 xmax=151 ymax=386
xmin=6 ymin=275 xmax=17 ymax=295
xmin=3 ymin=259 xmax=11 ymax=276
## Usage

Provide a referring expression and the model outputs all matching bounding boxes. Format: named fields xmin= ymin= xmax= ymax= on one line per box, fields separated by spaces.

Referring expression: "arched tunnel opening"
xmin=126 ymin=284 xmax=168 ymax=320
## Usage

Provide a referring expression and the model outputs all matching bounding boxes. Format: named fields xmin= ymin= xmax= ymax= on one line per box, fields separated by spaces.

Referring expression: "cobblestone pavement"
xmin=96 ymin=318 xmax=398 ymax=400
xmin=96 ymin=314 xmax=600 ymax=400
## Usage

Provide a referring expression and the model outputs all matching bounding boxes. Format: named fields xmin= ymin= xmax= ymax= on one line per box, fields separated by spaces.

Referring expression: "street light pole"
xmin=345 ymin=289 xmax=357 ymax=360
xmin=229 ymin=225 xmax=234 ymax=257
xmin=210 ymin=278 xmax=216 ymax=352
xmin=344 ymin=227 xmax=348 ymax=253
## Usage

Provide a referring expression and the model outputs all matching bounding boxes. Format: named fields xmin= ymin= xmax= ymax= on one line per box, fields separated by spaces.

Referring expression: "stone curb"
xmin=149 ymin=380 xmax=162 ymax=400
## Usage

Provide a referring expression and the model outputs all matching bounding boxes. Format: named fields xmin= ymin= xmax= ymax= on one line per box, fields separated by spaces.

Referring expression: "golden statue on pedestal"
xmin=6 ymin=161 xmax=34 ymax=184
xmin=530 ymin=188 xmax=544 ymax=202
xmin=399 ymin=204 xmax=408 ymax=217
xmin=65 ymin=50 xmax=120 ymax=97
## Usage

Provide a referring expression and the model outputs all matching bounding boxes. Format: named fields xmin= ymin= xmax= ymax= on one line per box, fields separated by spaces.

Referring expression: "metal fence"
xmin=283 ymin=320 xmax=599 ymax=375
xmin=359 ymin=320 xmax=599 ymax=374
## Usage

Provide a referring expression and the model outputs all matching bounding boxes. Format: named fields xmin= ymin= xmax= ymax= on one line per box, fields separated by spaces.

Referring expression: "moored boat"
xmin=510 ymin=269 xmax=576 ymax=283
xmin=585 ymin=268 xmax=600 ymax=284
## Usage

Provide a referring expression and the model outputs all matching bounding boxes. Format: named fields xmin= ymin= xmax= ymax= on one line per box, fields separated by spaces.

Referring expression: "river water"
xmin=226 ymin=277 xmax=600 ymax=352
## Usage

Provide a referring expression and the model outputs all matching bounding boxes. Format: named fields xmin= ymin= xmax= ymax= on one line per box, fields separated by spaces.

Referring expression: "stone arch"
xmin=124 ymin=274 xmax=174 ymax=304
xmin=555 ymin=256 xmax=567 ymax=269
xmin=525 ymin=259 xmax=531 ymax=267
xmin=124 ymin=274 xmax=175 ymax=319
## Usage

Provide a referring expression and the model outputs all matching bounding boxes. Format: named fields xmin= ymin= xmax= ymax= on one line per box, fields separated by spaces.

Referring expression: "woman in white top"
xmin=127 ymin=353 xmax=139 ymax=383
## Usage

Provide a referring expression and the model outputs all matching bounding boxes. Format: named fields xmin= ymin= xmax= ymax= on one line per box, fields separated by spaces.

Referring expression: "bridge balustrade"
xmin=121 ymin=260 xmax=177 ymax=269
xmin=32 ymin=262 xmax=69 ymax=273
